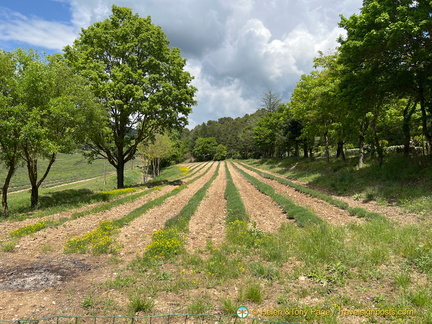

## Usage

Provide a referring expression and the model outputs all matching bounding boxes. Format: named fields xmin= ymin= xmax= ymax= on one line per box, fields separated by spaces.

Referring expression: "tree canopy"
xmin=64 ymin=5 xmax=197 ymax=188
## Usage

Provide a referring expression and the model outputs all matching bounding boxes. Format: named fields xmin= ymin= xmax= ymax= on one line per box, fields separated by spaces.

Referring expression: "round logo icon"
xmin=237 ymin=306 xmax=249 ymax=318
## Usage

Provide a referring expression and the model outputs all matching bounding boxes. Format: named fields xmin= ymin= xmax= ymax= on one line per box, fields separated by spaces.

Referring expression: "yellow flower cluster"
xmin=10 ymin=221 xmax=52 ymax=238
xmin=64 ymin=220 xmax=120 ymax=255
xmin=144 ymin=228 xmax=185 ymax=260
xmin=179 ymin=166 xmax=189 ymax=176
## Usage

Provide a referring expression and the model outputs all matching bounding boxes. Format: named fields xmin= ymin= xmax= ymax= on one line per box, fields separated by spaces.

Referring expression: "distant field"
xmin=0 ymin=152 xmax=136 ymax=193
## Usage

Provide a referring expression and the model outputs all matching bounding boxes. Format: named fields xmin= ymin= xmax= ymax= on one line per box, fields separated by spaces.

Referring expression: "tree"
xmin=64 ymin=6 xmax=197 ymax=188
xmin=0 ymin=50 xmax=22 ymax=216
xmin=338 ymin=0 xmax=432 ymax=158
xmin=138 ymin=133 xmax=173 ymax=181
xmin=261 ymin=90 xmax=282 ymax=112
xmin=0 ymin=49 xmax=101 ymax=211
xmin=193 ymin=137 xmax=218 ymax=161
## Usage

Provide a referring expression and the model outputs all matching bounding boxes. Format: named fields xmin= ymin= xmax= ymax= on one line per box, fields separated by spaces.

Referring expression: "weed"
xmin=220 ymin=297 xmax=238 ymax=315
xmin=188 ymin=296 xmax=212 ymax=314
xmin=144 ymin=228 xmax=185 ymax=260
xmin=239 ymin=282 xmax=264 ymax=303
xmin=82 ymin=294 xmax=95 ymax=309
xmin=128 ymin=295 xmax=154 ymax=314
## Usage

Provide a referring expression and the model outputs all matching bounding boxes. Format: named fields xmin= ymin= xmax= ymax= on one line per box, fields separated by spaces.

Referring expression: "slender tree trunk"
xmin=2 ymin=164 xmax=16 ymax=217
xmin=295 ymin=142 xmax=299 ymax=158
xmin=303 ymin=140 xmax=309 ymax=158
xmin=420 ymin=95 xmax=432 ymax=157
xmin=403 ymin=100 xmax=416 ymax=157
xmin=358 ymin=134 xmax=365 ymax=169
xmin=324 ymin=131 xmax=330 ymax=163
xmin=24 ymin=152 xmax=57 ymax=208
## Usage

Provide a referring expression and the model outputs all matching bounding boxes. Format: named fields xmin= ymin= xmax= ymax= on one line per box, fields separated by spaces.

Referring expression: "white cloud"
xmin=0 ymin=7 xmax=77 ymax=50
xmin=0 ymin=0 xmax=362 ymax=125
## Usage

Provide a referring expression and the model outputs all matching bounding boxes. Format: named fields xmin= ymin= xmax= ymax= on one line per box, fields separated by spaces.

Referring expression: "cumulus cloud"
xmin=0 ymin=0 xmax=362 ymax=126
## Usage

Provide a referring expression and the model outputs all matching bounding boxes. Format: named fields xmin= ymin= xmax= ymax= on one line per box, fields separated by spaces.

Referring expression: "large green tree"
xmin=64 ymin=6 xmax=197 ymax=188
xmin=0 ymin=49 xmax=100 ymax=211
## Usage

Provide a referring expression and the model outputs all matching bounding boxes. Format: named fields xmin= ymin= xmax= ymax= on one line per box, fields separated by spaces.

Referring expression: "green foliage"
xmin=64 ymin=220 xmax=121 ymax=255
xmin=224 ymin=163 xmax=248 ymax=223
xmin=144 ymin=228 xmax=185 ymax=260
xmin=64 ymin=5 xmax=197 ymax=188
xmin=0 ymin=49 xmax=102 ymax=212
xmin=192 ymin=137 xmax=218 ymax=161
xmin=9 ymin=220 xmax=57 ymax=238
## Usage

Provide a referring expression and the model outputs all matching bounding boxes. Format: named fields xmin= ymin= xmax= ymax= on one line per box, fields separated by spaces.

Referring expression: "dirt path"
xmin=233 ymin=162 xmax=363 ymax=226
xmin=243 ymin=162 xmax=421 ymax=225
xmin=185 ymin=162 xmax=227 ymax=253
xmin=116 ymin=162 xmax=219 ymax=263
xmin=227 ymin=163 xmax=291 ymax=232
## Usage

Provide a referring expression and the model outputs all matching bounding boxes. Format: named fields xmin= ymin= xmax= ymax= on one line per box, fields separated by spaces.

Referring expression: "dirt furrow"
xmin=185 ymin=162 xmax=227 ymax=253
xmin=116 ymin=162 xmax=218 ymax=262
xmin=234 ymin=162 xmax=363 ymax=225
xmin=228 ymin=163 xmax=290 ymax=232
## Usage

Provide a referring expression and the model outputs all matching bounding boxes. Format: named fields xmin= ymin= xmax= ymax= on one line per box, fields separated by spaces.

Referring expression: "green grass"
xmin=232 ymin=163 xmax=322 ymax=227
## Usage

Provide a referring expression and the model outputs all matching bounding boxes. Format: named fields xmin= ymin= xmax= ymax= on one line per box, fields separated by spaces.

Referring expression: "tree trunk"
xmin=403 ymin=100 xmax=416 ymax=157
xmin=336 ymin=141 xmax=346 ymax=161
xmin=117 ymin=159 xmax=125 ymax=189
xmin=303 ymin=140 xmax=309 ymax=158
xmin=420 ymin=95 xmax=432 ymax=157
xmin=359 ymin=134 xmax=365 ymax=169
xmin=25 ymin=152 xmax=57 ymax=208
xmin=1 ymin=164 xmax=16 ymax=217
xmin=324 ymin=131 xmax=330 ymax=163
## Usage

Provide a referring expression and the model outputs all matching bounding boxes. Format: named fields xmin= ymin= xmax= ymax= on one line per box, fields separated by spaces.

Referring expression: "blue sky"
xmin=0 ymin=0 xmax=362 ymax=128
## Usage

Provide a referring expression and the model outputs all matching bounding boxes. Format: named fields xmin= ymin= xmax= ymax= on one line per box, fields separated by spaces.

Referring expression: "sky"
xmin=0 ymin=0 xmax=362 ymax=129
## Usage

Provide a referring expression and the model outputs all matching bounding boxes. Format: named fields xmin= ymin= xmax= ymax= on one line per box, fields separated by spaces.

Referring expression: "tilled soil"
xmin=116 ymin=162 xmax=220 ymax=262
xmin=228 ymin=163 xmax=291 ymax=232
xmin=243 ymin=163 xmax=423 ymax=225
xmin=233 ymin=162 xmax=363 ymax=225
xmin=185 ymin=163 xmax=227 ymax=253
xmin=0 ymin=161 xmax=425 ymax=321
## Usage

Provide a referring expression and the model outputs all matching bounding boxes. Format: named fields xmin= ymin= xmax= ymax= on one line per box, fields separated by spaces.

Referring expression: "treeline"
xmin=187 ymin=1 xmax=432 ymax=167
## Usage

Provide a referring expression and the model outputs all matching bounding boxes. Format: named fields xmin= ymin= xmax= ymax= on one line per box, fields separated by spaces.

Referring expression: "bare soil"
xmin=185 ymin=163 xmax=227 ymax=253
